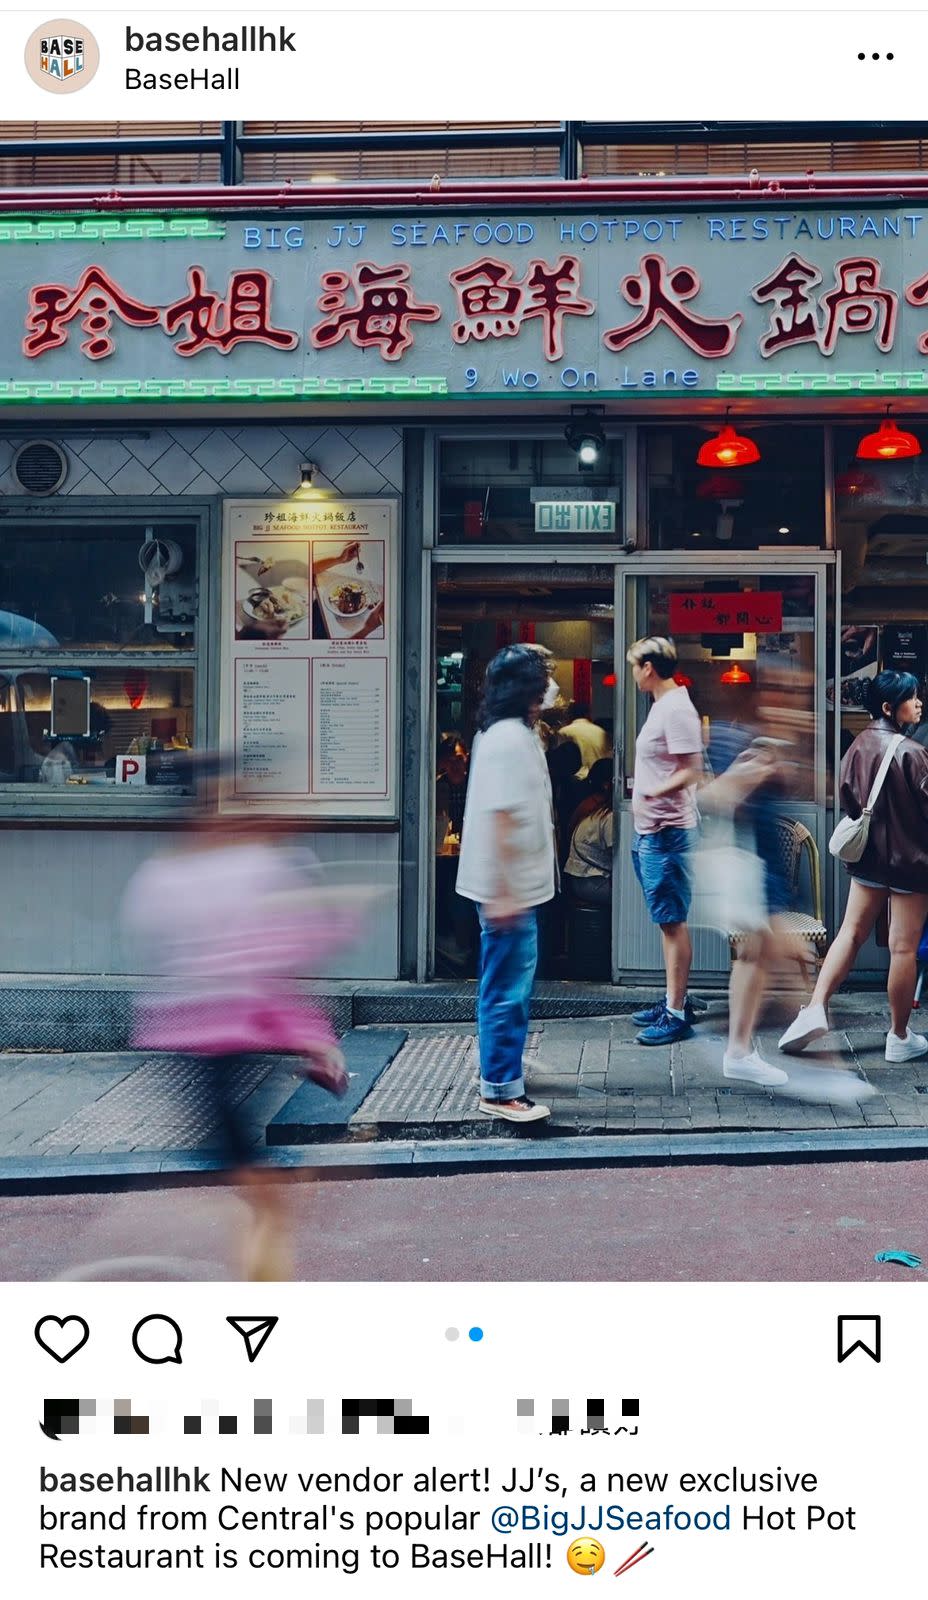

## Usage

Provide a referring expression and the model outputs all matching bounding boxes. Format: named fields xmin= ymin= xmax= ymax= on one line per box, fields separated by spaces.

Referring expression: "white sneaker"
xmin=778 ymin=1003 xmax=829 ymax=1054
xmin=884 ymin=1028 xmax=928 ymax=1063
xmin=723 ymin=1050 xmax=789 ymax=1086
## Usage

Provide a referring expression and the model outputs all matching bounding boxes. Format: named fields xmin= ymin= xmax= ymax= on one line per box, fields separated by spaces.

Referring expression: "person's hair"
xmin=548 ymin=739 xmax=582 ymax=782
xmin=867 ymin=669 xmax=920 ymax=725
xmin=570 ymin=758 xmax=614 ymax=828
xmin=478 ymin=644 xmax=549 ymax=731
xmin=626 ymin=635 xmax=678 ymax=680
xmin=567 ymin=701 xmax=591 ymax=721
xmin=437 ymin=731 xmax=466 ymax=770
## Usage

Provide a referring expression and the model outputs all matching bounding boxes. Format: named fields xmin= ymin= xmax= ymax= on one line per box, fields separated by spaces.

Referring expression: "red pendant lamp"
xmin=697 ymin=422 xmax=760 ymax=469
xmin=856 ymin=409 xmax=921 ymax=461
xmin=720 ymin=663 xmax=752 ymax=685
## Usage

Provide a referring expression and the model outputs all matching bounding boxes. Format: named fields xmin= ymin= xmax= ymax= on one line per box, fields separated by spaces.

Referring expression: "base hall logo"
xmin=25 ymin=17 xmax=100 ymax=93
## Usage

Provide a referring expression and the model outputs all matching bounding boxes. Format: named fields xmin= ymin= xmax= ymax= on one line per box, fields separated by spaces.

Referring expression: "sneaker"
xmin=478 ymin=1096 xmax=552 ymax=1123
xmin=631 ymin=996 xmax=704 ymax=1028
xmin=636 ymin=1008 xmax=694 ymax=1046
xmin=884 ymin=1027 xmax=928 ymax=1063
xmin=723 ymin=1049 xmax=789 ymax=1087
xmin=778 ymin=1003 xmax=829 ymax=1054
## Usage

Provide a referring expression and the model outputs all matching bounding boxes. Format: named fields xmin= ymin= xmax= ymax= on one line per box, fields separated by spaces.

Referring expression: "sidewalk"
xmin=1 ymin=991 xmax=927 ymax=1183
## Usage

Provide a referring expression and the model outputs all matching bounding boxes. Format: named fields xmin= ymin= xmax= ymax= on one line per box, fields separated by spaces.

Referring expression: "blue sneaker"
xmin=636 ymin=1007 xmax=694 ymax=1046
xmin=631 ymin=996 xmax=703 ymax=1028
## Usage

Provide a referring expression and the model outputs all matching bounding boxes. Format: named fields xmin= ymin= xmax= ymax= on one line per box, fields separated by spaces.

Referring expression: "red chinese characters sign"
xmin=670 ymin=592 xmax=784 ymax=635
xmin=16 ymin=211 xmax=928 ymax=392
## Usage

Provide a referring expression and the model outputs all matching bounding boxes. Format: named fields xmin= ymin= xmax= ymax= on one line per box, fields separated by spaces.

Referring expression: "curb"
xmin=2 ymin=1126 xmax=928 ymax=1193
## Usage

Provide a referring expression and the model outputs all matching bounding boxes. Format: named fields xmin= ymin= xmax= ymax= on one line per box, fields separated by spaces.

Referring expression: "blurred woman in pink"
xmin=122 ymin=801 xmax=359 ymax=1279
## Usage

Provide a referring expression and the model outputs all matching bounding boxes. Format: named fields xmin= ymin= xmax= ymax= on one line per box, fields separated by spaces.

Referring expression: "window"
xmin=833 ymin=422 xmax=928 ymax=751
xmin=438 ymin=434 xmax=625 ymax=545
xmin=644 ymin=425 xmax=826 ymax=550
xmin=0 ymin=520 xmax=197 ymax=651
xmin=0 ymin=517 xmax=202 ymax=803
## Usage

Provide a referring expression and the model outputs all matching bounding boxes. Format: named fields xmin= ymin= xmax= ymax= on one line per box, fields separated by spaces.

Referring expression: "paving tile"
xmin=7 ymin=1005 xmax=928 ymax=1160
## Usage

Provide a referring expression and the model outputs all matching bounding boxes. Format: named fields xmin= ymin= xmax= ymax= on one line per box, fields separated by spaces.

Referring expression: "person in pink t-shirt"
xmin=626 ymin=636 xmax=705 ymax=1047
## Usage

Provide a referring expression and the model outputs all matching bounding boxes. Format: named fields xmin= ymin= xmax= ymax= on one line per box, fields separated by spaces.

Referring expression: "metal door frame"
xmin=421 ymin=544 xmax=624 ymax=980
xmin=613 ymin=551 xmax=836 ymax=982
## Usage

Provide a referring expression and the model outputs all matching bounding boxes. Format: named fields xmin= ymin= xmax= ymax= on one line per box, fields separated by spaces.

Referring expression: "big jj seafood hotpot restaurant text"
xmin=4 ymin=183 xmax=928 ymax=1018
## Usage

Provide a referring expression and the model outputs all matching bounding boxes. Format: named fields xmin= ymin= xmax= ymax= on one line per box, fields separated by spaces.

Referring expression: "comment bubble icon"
xmin=132 ymin=1314 xmax=183 ymax=1365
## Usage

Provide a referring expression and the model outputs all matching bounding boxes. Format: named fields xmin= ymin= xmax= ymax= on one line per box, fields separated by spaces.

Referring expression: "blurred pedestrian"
xmin=456 ymin=644 xmax=554 ymax=1123
xmin=626 ymin=637 xmax=704 ymax=1045
xmin=699 ymin=733 xmax=790 ymax=1085
xmin=122 ymin=803 xmax=354 ymax=1278
xmin=779 ymin=670 xmax=928 ymax=1062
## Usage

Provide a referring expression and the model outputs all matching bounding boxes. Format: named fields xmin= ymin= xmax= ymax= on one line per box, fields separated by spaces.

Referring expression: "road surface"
xmin=1 ymin=1158 xmax=925 ymax=1281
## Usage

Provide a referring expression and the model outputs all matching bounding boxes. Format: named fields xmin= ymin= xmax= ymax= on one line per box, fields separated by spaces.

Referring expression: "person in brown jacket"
xmin=779 ymin=670 xmax=928 ymax=1063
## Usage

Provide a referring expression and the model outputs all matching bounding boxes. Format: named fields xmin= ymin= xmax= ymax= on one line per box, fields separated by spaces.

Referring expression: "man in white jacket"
xmin=456 ymin=645 xmax=556 ymax=1123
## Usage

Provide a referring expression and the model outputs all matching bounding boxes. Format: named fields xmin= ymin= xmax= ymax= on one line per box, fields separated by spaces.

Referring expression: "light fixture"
xmin=673 ymin=670 xmax=694 ymax=688
xmin=696 ymin=471 xmax=745 ymax=500
xmin=300 ymin=461 xmax=317 ymax=487
xmin=777 ymin=526 xmax=791 ymax=535
xmin=720 ymin=663 xmax=752 ymax=685
xmin=697 ymin=422 xmax=760 ymax=469
xmin=856 ymin=409 xmax=922 ymax=461
xmin=565 ymin=416 xmax=606 ymax=467
xmin=835 ymin=467 xmax=879 ymax=498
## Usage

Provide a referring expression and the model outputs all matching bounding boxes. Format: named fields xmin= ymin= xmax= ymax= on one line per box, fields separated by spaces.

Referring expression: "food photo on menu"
xmin=311 ymin=538 xmax=385 ymax=641
xmin=234 ymin=542 xmax=310 ymax=641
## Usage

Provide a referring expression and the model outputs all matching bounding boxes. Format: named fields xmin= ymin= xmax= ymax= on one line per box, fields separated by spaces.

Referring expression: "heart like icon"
xmin=35 ymin=1315 xmax=90 ymax=1364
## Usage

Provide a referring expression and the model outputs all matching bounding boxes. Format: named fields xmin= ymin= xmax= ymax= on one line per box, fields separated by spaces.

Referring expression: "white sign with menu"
xmin=220 ymin=497 xmax=397 ymax=817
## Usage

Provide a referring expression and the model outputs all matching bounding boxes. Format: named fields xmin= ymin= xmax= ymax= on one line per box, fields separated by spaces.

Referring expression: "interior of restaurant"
xmin=0 ymin=519 xmax=197 ymax=791
xmin=433 ymin=564 xmax=616 ymax=980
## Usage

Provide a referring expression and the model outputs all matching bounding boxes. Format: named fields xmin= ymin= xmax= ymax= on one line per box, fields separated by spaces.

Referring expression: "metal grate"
xmin=12 ymin=439 xmax=67 ymax=495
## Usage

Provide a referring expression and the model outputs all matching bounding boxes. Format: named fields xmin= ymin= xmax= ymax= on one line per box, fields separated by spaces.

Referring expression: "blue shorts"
xmin=632 ymin=827 xmax=693 ymax=927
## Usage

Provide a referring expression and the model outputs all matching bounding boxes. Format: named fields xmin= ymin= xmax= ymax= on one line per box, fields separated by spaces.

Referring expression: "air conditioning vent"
xmin=12 ymin=439 xmax=68 ymax=495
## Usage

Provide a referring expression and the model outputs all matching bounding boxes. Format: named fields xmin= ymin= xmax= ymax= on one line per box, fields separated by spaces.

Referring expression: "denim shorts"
xmin=632 ymin=827 xmax=693 ymax=926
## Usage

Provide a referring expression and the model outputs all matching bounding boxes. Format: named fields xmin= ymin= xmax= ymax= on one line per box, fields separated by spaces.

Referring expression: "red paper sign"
xmin=669 ymin=591 xmax=783 ymax=635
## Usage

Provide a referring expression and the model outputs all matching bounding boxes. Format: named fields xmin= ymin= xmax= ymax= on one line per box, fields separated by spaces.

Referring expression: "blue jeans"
xmin=477 ymin=907 xmax=538 ymax=1101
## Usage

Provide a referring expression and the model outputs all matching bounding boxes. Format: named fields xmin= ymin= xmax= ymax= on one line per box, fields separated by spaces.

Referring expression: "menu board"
xmin=220 ymin=498 xmax=397 ymax=817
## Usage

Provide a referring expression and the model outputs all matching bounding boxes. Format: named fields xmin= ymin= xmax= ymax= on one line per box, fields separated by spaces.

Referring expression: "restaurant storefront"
xmin=3 ymin=185 xmax=928 ymax=1002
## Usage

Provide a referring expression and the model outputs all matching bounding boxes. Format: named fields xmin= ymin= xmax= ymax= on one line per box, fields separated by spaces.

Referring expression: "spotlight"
xmin=565 ymin=417 xmax=606 ymax=467
xmin=300 ymin=461 xmax=318 ymax=487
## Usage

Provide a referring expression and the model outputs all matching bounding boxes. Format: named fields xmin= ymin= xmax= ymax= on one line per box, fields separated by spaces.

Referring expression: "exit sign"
xmin=534 ymin=500 xmax=616 ymax=535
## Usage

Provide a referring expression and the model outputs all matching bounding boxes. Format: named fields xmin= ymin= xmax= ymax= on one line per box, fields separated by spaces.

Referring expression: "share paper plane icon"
xmin=226 ymin=1316 xmax=279 ymax=1363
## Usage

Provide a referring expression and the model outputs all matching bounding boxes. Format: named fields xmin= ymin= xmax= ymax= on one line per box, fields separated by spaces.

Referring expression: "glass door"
xmin=614 ymin=554 xmax=833 ymax=982
xmin=430 ymin=558 xmax=617 ymax=981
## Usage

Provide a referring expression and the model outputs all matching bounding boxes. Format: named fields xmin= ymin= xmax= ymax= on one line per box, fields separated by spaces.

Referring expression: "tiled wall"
xmin=0 ymin=422 xmax=403 ymax=499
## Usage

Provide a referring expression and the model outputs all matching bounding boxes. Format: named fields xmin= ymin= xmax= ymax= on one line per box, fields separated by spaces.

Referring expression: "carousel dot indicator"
xmin=468 ymin=1326 xmax=484 ymax=1343
xmin=445 ymin=1327 xmax=460 ymax=1342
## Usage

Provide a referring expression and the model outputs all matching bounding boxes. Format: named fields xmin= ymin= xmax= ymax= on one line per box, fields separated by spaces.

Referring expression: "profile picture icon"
xmin=25 ymin=18 xmax=100 ymax=93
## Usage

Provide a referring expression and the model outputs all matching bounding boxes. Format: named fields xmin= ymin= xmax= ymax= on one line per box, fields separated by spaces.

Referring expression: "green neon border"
xmin=1 ymin=373 xmax=927 ymax=404
xmin=0 ymin=216 xmax=226 ymax=243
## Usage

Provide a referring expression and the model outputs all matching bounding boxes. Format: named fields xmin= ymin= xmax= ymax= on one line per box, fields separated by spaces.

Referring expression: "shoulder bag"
xmin=828 ymin=733 xmax=904 ymax=863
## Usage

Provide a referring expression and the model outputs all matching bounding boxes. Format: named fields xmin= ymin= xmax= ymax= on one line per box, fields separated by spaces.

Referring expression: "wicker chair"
xmin=728 ymin=819 xmax=828 ymax=979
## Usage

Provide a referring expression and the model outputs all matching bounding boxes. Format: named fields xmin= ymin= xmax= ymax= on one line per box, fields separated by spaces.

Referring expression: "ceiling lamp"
xmin=673 ymin=670 xmax=694 ymax=688
xmin=856 ymin=414 xmax=922 ymax=461
xmin=720 ymin=663 xmax=752 ymax=685
xmin=697 ymin=424 xmax=760 ymax=469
